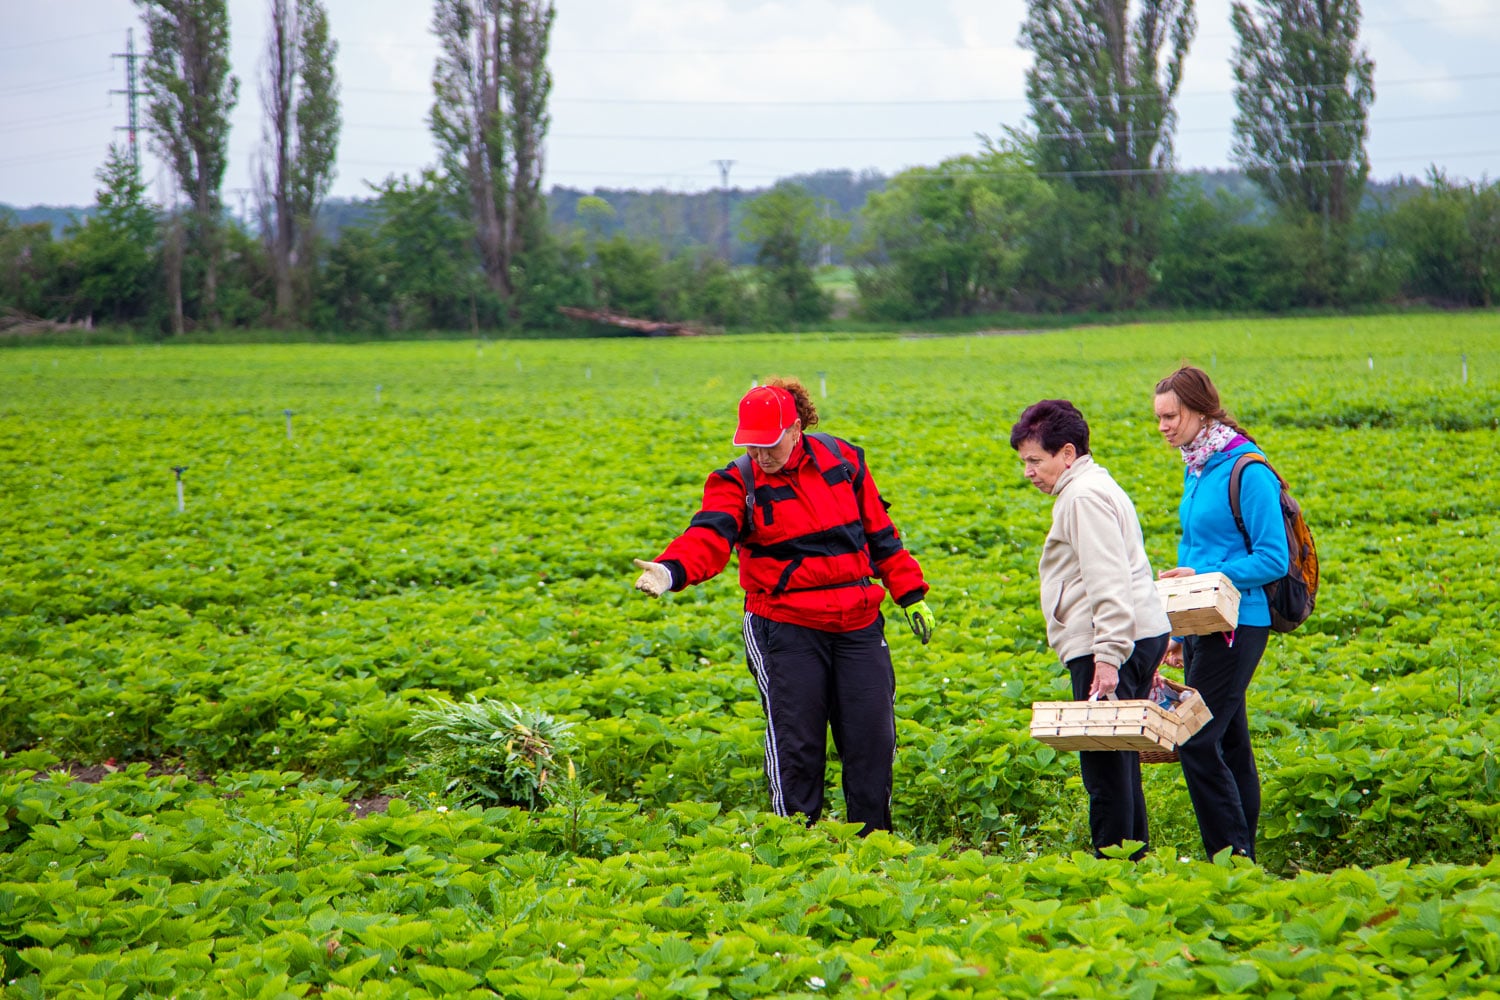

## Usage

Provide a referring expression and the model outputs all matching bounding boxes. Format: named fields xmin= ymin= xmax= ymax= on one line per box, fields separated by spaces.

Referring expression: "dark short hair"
xmin=1009 ymin=399 xmax=1090 ymax=455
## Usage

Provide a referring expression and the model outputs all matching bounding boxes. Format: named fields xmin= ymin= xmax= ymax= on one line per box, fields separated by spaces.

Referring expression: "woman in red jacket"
xmin=632 ymin=378 xmax=934 ymax=834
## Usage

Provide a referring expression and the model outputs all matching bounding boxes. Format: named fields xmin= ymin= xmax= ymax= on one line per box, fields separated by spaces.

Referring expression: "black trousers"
xmin=1066 ymin=633 xmax=1170 ymax=857
xmin=743 ymin=612 xmax=896 ymax=834
xmin=1180 ymin=625 xmax=1270 ymax=860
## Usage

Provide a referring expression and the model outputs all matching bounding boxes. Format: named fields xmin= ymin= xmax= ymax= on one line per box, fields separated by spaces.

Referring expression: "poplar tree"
xmin=135 ymin=0 xmax=239 ymax=331
xmin=1019 ymin=0 xmax=1196 ymax=306
xmin=1231 ymin=0 xmax=1374 ymax=228
xmin=503 ymin=0 xmax=553 ymax=255
xmin=259 ymin=0 xmax=341 ymax=325
xmin=429 ymin=0 xmax=555 ymax=307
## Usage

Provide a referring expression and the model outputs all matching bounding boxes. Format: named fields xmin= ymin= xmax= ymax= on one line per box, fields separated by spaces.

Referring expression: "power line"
xmin=0 ymin=109 xmax=116 ymax=133
xmin=71 ymin=144 xmax=1477 ymax=200
xmin=335 ymin=70 xmax=1500 ymax=108
xmin=11 ymin=106 xmax=1496 ymax=187
xmin=0 ymin=70 xmax=114 ymax=97
xmin=1040 ymin=108 xmax=1500 ymax=143
xmin=0 ymin=30 xmax=117 ymax=54
xmin=557 ymin=45 xmax=1018 ymax=55
xmin=8 ymin=29 xmax=1500 ymax=202
xmin=0 ymin=145 xmax=102 ymax=169
xmin=329 ymin=105 xmax=1499 ymax=142
xmin=331 ymin=11 xmax=1500 ymax=55
xmin=845 ymin=150 xmax=1500 ymax=182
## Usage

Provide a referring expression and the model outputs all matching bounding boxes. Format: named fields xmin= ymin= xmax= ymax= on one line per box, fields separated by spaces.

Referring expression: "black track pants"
xmin=1179 ymin=625 xmax=1270 ymax=860
xmin=1066 ymin=632 xmax=1170 ymax=857
xmin=743 ymin=612 xmax=896 ymax=834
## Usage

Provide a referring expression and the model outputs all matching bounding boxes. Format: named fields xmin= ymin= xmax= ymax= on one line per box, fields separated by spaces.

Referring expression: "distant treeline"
xmin=0 ymin=167 xmax=1420 ymax=263
xmin=7 ymin=162 xmax=1491 ymax=339
xmin=1 ymin=167 xmax=887 ymax=267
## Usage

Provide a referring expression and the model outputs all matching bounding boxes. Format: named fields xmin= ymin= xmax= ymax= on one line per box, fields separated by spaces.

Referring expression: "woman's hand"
xmin=632 ymin=558 xmax=672 ymax=597
xmin=902 ymin=599 xmax=936 ymax=644
xmin=1161 ymin=639 xmax=1184 ymax=669
xmin=1158 ymin=566 xmax=1197 ymax=579
xmin=1089 ymin=661 xmax=1119 ymax=698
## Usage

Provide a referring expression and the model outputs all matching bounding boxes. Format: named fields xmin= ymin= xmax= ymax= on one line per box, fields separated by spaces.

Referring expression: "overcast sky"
xmin=3 ymin=0 xmax=1499 ymax=211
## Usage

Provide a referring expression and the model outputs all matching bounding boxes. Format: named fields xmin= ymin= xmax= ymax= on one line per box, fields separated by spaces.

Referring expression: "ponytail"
xmin=1155 ymin=365 xmax=1254 ymax=443
xmin=765 ymin=377 xmax=819 ymax=430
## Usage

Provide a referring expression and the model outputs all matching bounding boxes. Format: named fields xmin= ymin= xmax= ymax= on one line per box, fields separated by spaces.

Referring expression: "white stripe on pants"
xmin=743 ymin=612 xmax=787 ymax=816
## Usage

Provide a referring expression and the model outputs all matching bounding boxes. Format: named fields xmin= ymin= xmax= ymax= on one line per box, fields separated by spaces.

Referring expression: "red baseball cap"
xmin=733 ymin=385 xmax=798 ymax=447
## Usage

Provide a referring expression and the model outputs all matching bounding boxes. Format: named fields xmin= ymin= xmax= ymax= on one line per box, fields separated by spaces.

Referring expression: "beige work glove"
xmin=632 ymin=558 xmax=672 ymax=597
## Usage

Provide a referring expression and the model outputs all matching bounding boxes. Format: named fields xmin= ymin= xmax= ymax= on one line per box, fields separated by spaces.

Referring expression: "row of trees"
xmin=122 ymin=0 xmax=338 ymax=334
xmin=2 ymin=0 xmax=1496 ymax=336
xmin=854 ymin=154 xmax=1500 ymax=316
xmin=1 ymin=0 xmax=565 ymax=335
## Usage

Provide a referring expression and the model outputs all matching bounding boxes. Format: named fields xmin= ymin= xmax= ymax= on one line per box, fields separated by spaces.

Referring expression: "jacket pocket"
xmin=1042 ymin=577 xmax=1074 ymax=628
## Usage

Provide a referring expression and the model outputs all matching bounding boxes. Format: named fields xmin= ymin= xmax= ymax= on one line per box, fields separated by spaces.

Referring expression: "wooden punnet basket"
xmin=1155 ymin=572 xmax=1241 ymax=635
xmin=1137 ymin=678 xmax=1213 ymax=764
xmin=1031 ymin=679 xmax=1213 ymax=764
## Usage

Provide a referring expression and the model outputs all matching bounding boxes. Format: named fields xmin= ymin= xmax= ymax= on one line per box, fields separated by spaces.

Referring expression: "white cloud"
xmin=1366 ymin=26 xmax=1462 ymax=102
xmin=367 ymin=33 xmax=435 ymax=95
xmin=1420 ymin=0 xmax=1500 ymax=41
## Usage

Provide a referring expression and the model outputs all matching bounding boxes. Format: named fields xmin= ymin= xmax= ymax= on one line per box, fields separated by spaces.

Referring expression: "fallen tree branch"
xmin=0 ymin=308 xmax=91 ymax=336
xmin=557 ymin=306 xmax=703 ymax=336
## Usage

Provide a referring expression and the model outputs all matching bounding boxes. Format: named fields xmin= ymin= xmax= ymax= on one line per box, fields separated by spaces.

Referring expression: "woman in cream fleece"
xmin=1011 ymin=399 xmax=1172 ymax=857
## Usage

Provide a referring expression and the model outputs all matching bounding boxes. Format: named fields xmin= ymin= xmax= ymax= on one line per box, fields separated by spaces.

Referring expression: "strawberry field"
xmin=3 ymin=314 xmax=1499 ymax=997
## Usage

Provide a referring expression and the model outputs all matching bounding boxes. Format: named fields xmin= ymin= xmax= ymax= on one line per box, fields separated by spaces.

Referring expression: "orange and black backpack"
xmin=1229 ymin=454 xmax=1319 ymax=632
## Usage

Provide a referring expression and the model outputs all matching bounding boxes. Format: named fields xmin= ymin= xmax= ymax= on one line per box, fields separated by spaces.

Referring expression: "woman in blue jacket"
xmin=1153 ymin=365 xmax=1288 ymax=860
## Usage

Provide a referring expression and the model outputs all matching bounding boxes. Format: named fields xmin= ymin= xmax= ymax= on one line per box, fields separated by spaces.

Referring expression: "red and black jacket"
xmin=656 ymin=433 xmax=928 ymax=632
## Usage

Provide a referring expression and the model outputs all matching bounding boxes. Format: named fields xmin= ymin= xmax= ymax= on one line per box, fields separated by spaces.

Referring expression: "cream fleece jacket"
xmin=1037 ymin=454 xmax=1171 ymax=667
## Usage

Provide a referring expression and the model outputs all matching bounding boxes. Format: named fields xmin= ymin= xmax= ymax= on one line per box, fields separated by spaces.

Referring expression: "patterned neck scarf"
xmin=1180 ymin=420 xmax=1238 ymax=477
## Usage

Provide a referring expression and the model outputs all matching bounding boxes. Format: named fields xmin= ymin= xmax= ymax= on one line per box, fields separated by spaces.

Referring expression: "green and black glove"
xmin=902 ymin=599 xmax=935 ymax=645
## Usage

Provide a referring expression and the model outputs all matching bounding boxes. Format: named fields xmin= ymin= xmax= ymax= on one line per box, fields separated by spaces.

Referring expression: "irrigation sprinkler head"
xmin=170 ymin=465 xmax=189 ymax=513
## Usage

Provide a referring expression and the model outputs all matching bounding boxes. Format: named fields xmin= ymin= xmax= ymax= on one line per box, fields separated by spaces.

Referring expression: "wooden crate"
xmin=1030 ymin=699 xmax=1181 ymax=752
xmin=1031 ymin=682 xmax=1213 ymax=756
xmin=1155 ymin=572 xmax=1241 ymax=635
xmin=1163 ymin=679 xmax=1213 ymax=742
xmin=1137 ymin=679 xmax=1214 ymax=763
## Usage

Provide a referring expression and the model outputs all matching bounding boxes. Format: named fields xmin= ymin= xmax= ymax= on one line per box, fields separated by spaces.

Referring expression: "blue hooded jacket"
xmin=1176 ymin=439 xmax=1289 ymax=628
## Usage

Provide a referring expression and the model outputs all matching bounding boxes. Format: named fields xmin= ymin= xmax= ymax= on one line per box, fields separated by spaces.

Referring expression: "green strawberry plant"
xmin=2 ymin=316 xmax=1500 ymax=994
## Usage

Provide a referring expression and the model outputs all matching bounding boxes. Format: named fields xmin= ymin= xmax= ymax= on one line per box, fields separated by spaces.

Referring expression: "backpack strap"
xmin=806 ymin=432 xmax=858 ymax=486
xmin=732 ymin=452 xmax=756 ymax=541
xmin=1228 ymin=452 xmax=1278 ymax=553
